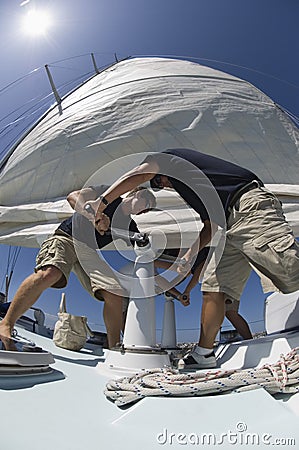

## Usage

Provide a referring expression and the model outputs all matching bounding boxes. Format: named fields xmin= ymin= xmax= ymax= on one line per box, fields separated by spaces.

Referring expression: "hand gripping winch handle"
xmin=165 ymin=291 xmax=188 ymax=301
xmin=179 ymin=258 xmax=187 ymax=268
xmin=84 ymin=204 xmax=149 ymax=246
xmin=84 ymin=203 xmax=95 ymax=216
xmin=106 ymin=228 xmax=149 ymax=247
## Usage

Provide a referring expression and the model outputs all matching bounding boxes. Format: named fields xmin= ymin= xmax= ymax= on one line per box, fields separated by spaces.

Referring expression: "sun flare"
xmin=22 ymin=9 xmax=52 ymax=36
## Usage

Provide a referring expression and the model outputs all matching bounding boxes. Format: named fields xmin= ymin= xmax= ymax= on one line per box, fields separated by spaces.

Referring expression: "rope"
xmin=104 ymin=347 xmax=299 ymax=407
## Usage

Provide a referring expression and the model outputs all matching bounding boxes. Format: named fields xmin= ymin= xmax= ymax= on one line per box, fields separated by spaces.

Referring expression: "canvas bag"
xmin=53 ymin=293 xmax=94 ymax=351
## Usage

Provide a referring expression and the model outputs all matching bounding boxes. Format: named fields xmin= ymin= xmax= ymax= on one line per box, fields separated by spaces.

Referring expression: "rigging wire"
xmin=0 ymin=53 xmax=297 ymax=148
xmin=133 ymin=53 xmax=299 ymax=91
xmin=0 ymin=67 xmax=96 ymax=162
xmin=1 ymin=53 xmax=298 ymax=104
xmin=0 ymin=67 xmax=42 ymax=95
xmin=0 ymin=246 xmax=21 ymax=298
xmin=0 ymin=52 xmax=297 ymax=163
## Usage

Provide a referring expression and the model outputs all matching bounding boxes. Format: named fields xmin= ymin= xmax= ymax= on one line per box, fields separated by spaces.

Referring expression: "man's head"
xmin=150 ymin=174 xmax=172 ymax=190
xmin=125 ymin=187 xmax=156 ymax=215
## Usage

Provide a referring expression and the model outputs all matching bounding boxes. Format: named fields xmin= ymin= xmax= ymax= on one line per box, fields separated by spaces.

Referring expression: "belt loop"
xmin=228 ymin=179 xmax=263 ymax=214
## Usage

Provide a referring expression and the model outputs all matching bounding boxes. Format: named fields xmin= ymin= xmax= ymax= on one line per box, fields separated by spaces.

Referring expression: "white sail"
xmin=0 ymin=56 xmax=298 ymax=247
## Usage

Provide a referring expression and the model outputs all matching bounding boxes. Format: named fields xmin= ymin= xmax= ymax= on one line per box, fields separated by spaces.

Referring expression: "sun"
xmin=22 ymin=9 xmax=52 ymax=36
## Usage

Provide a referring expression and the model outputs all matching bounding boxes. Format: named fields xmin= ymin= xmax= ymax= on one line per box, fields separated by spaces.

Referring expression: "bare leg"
xmin=198 ymin=291 xmax=225 ymax=349
xmin=0 ymin=266 xmax=62 ymax=339
xmin=100 ymin=289 xmax=123 ymax=349
xmin=225 ymin=310 xmax=253 ymax=340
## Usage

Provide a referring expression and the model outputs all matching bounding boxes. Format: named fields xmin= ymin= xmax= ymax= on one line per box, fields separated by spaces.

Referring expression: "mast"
xmin=91 ymin=53 xmax=100 ymax=74
xmin=45 ymin=64 xmax=62 ymax=114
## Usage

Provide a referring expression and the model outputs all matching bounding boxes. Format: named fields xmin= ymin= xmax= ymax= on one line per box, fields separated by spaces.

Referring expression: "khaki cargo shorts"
xmin=202 ymin=187 xmax=299 ymax=301
xmin=35 ymin=233 xmax=123 ymax=300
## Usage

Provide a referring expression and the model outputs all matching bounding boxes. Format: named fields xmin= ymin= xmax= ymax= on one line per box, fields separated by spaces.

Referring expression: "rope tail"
xmin=104 ymin=347 xmax=299 ymax=407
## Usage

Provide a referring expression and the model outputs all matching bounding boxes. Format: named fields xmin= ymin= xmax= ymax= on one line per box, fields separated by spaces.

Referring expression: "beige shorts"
xmin=202 ymin=187 xmax=299 ymax=300
xmin=35 ymin=233 xmax=123 ymax=300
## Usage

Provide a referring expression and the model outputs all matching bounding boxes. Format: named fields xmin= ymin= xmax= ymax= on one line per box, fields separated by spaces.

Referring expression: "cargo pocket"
xmin=36 ymin=239 xmax=55 ymax=266
xmin=252 ymin=233 xmax=296 ymax=278
xmin=252 ymin=232 xmax=299 ymax=293
xmin=268 ymin=234 xmax=295 ymax=253
xmin=253 ymin=233 xmax=295 ymax=252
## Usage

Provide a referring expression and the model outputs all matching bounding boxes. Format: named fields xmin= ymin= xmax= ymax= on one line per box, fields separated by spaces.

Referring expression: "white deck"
xmin=1 ymin=326 xmax=299 ymax=450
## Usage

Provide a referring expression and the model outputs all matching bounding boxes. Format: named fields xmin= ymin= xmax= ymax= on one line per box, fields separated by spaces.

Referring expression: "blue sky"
xmin=0 ymin=0 xmax=298 ymax=341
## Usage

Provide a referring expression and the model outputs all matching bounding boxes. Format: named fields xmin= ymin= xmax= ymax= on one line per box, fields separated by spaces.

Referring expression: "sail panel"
xmin=0 ymin=57 xmax=298 ymax=246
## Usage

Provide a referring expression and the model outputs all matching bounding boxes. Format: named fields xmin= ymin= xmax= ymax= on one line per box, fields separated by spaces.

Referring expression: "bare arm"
xmin=178 ymin=220 xmax=216 ymax=273
xmin=174 ymin=264 xmax=204 ymax=307
xmin=85 ymin=160 xmax=160 ymax=221
xmin=154 ymin=274 xmax=190 ymax=307
xmin=67 ymin=187 xmax=98 ymax=214
xmin=183 ymin=263 xmax=203 ymax=295
xmin=67 ymin=187 xmax=110 ymax=234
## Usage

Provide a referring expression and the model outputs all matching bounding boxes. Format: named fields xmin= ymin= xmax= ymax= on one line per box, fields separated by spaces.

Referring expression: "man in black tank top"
xmin=0 ymin=185 xmax=156 ymax=349
xmin=88 ymin=148 xmax=299 ymax=369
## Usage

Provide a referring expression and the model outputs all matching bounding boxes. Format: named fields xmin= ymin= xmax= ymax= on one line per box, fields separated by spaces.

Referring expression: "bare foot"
xmin=0 ymin=334 xmax=18 ymax=351
xmin=0 ymin=321 xmax=12 ymax=340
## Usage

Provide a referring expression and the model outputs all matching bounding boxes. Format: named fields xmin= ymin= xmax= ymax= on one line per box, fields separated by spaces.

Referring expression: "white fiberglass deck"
xmin=1 ymin=326 xmax=299 ymax=450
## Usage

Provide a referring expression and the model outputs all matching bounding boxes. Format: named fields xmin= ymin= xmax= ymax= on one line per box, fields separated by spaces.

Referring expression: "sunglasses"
xmin=151 ymin=174 xmax=163 ymax=189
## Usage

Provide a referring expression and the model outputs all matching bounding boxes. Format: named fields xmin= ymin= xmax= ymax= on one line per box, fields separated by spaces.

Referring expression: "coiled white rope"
xmin=104 ymin=347 xmax=299 ymax=407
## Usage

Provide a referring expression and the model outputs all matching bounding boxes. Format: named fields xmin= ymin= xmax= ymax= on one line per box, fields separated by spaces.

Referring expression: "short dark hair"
xmin=150 ymin=174 xmax=163 ymax=189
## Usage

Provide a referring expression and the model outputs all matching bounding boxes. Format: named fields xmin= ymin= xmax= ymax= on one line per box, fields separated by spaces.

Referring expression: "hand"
xmin=94 ymin=199 xmax=108 ymax=222
xmin=82 ymin=205 xmax=96 ymax=222
xmin=177 ymin=258 xmax=191 ymax=275
xmin=82 ymin=200 xmax=97 ymax=220
xmin=82 ymin=198 xmax=107 ymax=220
xmin=94 ymin=213 xmax=110 ymax=235
xmin=177 ymin=293 xmax=190 ymax=306
xmin=84 ymin=199 xmax=100 ymax=214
